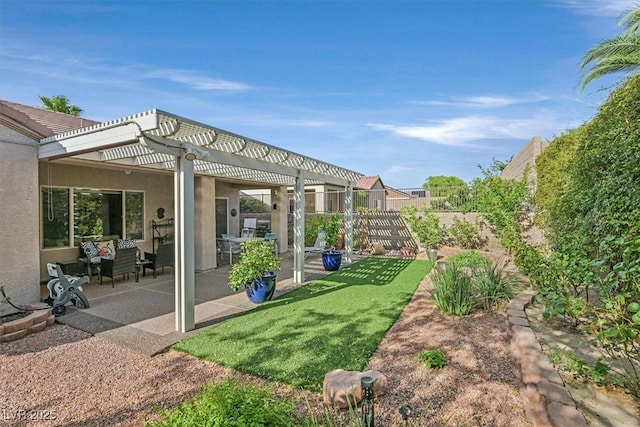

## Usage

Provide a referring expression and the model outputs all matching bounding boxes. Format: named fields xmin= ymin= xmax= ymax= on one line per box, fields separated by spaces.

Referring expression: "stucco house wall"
xmin=37 ymin=163 xmax=254 ymax=277
xmin=1 ymin=125 xmax=41 ymax=312
xmin=37 ymin=161 xmax=176 ymax=280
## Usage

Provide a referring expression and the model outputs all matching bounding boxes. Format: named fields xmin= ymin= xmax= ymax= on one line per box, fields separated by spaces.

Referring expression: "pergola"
xmin=39 ymin=109 xmax=363 ymax=332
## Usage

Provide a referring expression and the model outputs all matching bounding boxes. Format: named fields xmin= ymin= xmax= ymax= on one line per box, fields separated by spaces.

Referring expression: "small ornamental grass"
xmin=472 ymin=262 xmax=523 ymax=311
xmin=432 ymin=254 xmax=524 ymax=315
xmin=417 ymin=349 xmax=447 ymax=369
xmin=431 ymin=263 xmax=475 ymax=316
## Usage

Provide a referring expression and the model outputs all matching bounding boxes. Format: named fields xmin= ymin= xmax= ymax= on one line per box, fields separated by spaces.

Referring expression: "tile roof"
xmin=356 ymin=175 xmax=383 ymax=190
xmin=0 ymin=99 xmax=100 ymax=138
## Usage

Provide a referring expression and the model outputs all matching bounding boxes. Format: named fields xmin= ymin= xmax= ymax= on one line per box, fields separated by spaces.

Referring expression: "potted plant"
xmin=321 ymin=213 xmax=343 ymax=271
xmin=401 ymin=206 xmax=445 ymax=262
xmin=228 ymin=239 xmax=281 ymax=303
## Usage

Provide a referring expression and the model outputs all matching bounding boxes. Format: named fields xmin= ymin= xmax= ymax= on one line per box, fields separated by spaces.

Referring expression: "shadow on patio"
xmin=47 ymin=253 xmax=339 ymax=355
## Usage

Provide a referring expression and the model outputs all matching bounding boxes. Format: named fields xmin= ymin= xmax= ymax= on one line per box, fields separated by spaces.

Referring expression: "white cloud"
xmin=409 ymin=94 xmax=550 ymax=108
xmin=555 ymin=0 xmax=637 ymax=17
xmin=144 ymin=69 xmax=251 ymax=91
xmin=384 ymin=164 xmax=416 ymax=175
xmin=368 ymin=113 xmax=569 ymax=147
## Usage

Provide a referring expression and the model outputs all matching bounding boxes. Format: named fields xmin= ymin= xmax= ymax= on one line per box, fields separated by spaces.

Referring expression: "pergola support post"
xmin=293 ymin=172 xmax=305 ymax=283
xmin=175 ymin=155 xmax=195 ymax=333
xmin=345 ymin=184 xmax=354 ymax=264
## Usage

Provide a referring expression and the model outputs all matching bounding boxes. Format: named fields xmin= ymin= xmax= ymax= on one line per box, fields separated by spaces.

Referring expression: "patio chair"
xmin=100 ymin=246 xmax=138 ymax=287
xmin=143 ymin=242 xmax=174 ymax=278
xmin=220 ymin=234 xmax=242 ymax=265
xmin=304 ymin=228 xmax=327 ymax=259
xmin=240 ymin=218 xmax=257 ymax=238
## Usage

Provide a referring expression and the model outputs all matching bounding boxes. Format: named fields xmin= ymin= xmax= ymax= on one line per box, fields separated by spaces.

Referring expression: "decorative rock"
xmin=372 ymin=243 xmax=386 ymax=255
xmin=323 ymin=369 xmax=387 ymax=409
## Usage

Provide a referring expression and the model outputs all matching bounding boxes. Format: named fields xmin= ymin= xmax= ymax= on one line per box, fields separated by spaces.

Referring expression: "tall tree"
xmin=422 ymin=175 xmax=466 ymax=189
xmin=580 ymin=6 xmax=640 ymax=92
xmin=38 ymin=95 xmax=83 ymax=116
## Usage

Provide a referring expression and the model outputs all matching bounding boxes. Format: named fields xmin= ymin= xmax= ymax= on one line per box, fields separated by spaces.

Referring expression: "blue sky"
xmin=0 ymin=0 xmax=635 ymax=188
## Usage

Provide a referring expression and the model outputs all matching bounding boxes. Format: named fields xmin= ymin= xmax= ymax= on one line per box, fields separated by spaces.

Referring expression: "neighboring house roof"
xmin=386 ymin=187 xmax=413 ymax=198
xmin=356 ymin=175 xmax=384 ymax=190
xmin=0 ymin=99 xmax=99 ymax=139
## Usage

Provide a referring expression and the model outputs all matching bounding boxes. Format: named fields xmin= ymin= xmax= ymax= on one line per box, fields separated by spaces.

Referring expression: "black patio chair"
xmin=144 ymin=242 xmax=174 ymax=278
xmin=100 ymin=246 xmax=138 ymax=287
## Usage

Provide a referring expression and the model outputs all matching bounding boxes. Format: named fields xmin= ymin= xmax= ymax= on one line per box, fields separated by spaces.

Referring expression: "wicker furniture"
xmin=143 ymin=242 xmax=174 ymax=278
xmin=100 ymin=247 xmax=138 ymax=287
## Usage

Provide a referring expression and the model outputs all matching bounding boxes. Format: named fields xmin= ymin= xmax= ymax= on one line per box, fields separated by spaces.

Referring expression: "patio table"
xmin=136 ymin=259 xmax=153 ymax=282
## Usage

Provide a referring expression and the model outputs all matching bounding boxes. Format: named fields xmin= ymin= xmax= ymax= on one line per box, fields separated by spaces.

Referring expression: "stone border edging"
xmin=506 ymin=290 xmax=588 ymax=427
xmin=0 ymin=304 xmax=55 ymax=342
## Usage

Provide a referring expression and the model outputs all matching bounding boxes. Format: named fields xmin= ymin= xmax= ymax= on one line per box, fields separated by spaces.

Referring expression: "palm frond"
xmin=620 ymin=6 xmax=640 ymax=35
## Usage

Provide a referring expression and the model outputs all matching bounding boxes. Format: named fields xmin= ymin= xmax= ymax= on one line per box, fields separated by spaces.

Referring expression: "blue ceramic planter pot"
xmin=322 ymin=250 xmax=342 ymax=271
xmin=244 ymin=272 xmax=277 ymax=303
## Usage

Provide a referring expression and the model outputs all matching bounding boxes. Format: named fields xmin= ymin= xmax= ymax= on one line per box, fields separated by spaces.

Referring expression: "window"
xmin=74 ymin=190 xmax=123 ymax=243
xmin=41 ymin=187 xmax=144 ymax=248
xmin=42 ymin=187 xmax=70 ymax=248
xmin=125 ymin=192 xmax=144 ymax=240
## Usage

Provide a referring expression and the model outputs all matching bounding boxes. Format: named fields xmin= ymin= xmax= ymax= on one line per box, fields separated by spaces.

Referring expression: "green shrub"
xmin=305 ymin=215 xmax=326 ymax=246
xmin=431 ymin=264 xmax=474 ymax=315
xmin=447 ymin=217 xmax=487 ymax=249
xmin=447 ymin=250 xmax=491 ymax=270
xmin=472 ymin=263 xmax=524 ymax=311
xmin=148 ymin=379 xmax=303 ymax=427
xmin=305 ymin=213 xmax=341 ymax=247
xmin=417 ymin=349 xmax=447 ymax=369
xmin=401 ymin=206 xmax=447 ymax=249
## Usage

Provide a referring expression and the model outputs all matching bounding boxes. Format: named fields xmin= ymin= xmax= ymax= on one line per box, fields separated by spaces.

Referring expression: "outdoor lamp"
xmin=182 ymin=144 xmax=209 ymax=161
xmin=361 ymin=375 xmax=375 ymax=427
xmin=184 ymin=145 xmax=197 ymax=161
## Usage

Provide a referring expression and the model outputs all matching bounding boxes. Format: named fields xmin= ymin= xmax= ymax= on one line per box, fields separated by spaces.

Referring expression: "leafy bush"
xmin=401 ymin=206 xmax=447 ymax=249
xmin=533 ymin=76 xmax=640 ymax=396
xmin=447 ymin=217 xmax=487 ymax=249
xmin=447 ymin=250 xmax=491 ymax=270
xmin=470 ymin=161 xmax=532 ymax=253
xmin=305 ymin=215 xmax=327 ymax=246
xmin=228 ymin=239 xmax=281 ymax=291
xmin=431 ymin=264 xmax=474 ymax=316
xmin=417 ymin=349 xmax=447 ymax=369
xmin=305 ymin=213 xmax=341 ymax=247
xmin=472 ymin=263 xmax=524 ymax=311
xmin=546 ymin=347 xmax=612 ymax=386
xmin=148 ymin=379 xmax=303 ymax=426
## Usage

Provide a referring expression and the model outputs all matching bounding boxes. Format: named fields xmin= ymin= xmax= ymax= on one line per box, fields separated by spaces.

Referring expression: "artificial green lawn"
xmin=174 ymin=257 xmax=432 ymax=391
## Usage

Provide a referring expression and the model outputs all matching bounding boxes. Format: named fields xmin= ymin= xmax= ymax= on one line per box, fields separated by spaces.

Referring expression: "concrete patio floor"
xmin=47 ymin=253 xmax=339 ymax=355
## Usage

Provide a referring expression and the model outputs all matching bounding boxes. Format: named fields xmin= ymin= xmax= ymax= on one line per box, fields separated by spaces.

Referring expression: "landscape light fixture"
xmin=361 ymin=376 xmax=375 ymax=427
xmin=398 ymin=405 xmax=413 ymax=425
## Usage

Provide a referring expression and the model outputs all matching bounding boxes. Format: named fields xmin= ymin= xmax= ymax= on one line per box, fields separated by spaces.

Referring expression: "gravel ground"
xmin=0 ymin=265 xmax=529 ymax=427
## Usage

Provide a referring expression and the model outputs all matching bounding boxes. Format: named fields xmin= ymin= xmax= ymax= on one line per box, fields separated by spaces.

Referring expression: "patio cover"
xmin=39 ymin=109 xmax=361 ymax=332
